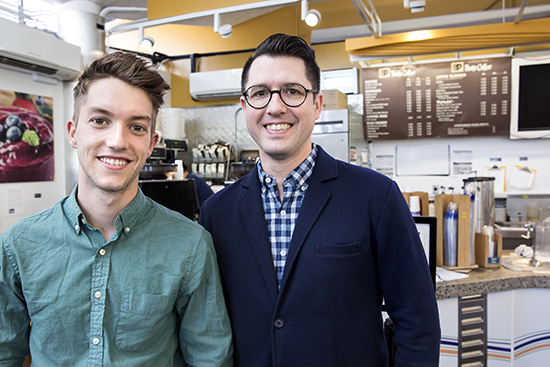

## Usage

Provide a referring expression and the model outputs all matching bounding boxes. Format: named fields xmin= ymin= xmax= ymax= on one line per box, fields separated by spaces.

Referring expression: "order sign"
xmin=362 ymin=57 xmax=511 ymax=140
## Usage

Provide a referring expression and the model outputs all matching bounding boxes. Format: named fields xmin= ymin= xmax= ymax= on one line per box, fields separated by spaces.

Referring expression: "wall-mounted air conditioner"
xmin=189 ymin=68 xmax=242 ymax=100
xmin=0 ymin=18 xmax=81 ymax=81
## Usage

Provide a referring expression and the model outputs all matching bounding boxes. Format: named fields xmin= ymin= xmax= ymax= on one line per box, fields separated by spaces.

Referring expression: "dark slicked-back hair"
xmin=72 ymin=51 xmax=170 ymax=134
xmin=241 ymin=33 xmax=320 ymax=94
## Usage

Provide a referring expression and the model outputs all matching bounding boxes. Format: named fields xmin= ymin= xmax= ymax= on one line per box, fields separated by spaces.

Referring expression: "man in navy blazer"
xmin=199 ymin=33 xmax=440 ymax=366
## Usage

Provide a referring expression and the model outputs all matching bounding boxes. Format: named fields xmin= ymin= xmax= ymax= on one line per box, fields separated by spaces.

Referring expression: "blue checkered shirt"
xmin=258 ymin=144 xmax=318 ymax=289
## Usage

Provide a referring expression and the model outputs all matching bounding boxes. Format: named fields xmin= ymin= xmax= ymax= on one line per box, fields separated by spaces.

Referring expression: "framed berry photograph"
xmin=0 ymin=89 xmax=54 ymax=183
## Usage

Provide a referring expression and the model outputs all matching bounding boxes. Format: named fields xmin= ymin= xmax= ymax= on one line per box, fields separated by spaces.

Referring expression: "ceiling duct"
xmin=311 ymin=4 xmax=550 ymax=44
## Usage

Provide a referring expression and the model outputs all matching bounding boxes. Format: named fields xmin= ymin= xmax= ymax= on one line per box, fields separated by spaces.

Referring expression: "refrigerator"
xmin=312 ymin=109 xmax=350 ymax=162
xmin=312 ymin=108 xmax=366 ymax=163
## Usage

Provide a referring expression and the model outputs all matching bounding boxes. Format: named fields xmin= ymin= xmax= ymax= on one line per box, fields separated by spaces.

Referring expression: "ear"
xmin=240 ymin=95 xmax=247 ymax=110
xmin=148 ymin=131 xmax=159 ymax=157
xmin=314 ymin=92 xmax=323 ymax=120
xmin=67 ymin=120 xmax=77 ymax=149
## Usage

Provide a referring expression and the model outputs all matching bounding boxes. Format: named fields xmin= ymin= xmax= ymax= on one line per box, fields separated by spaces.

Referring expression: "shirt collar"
xmin=63 ymin=185 xmax=148 ymax=236
xmin=257 ymin=143 xmax=318 ymax=190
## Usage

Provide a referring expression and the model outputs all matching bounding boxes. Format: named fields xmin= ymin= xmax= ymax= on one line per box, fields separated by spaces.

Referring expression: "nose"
xmin=266 ymin=91 xmax=287 ymax=115
xmin=106 ymin=123 xmax=129 ymax=150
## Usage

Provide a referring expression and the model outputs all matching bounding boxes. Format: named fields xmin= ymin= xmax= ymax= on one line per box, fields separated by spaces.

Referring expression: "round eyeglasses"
xmin=243 ymin=83 xmax=317 ymax=109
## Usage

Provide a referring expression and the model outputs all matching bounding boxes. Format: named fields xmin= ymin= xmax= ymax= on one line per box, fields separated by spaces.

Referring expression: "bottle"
xmin=444 ymin=202 xmax=458 ymax=267
xmin=409 ymin=195 xmax=421 ymax=216
xmin=482 ymin=225 xmax=496 ymax=258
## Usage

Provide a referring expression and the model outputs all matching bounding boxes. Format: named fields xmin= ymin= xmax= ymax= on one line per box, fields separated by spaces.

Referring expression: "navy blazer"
xmin=199 ymin=146 xmax=440 ymax=367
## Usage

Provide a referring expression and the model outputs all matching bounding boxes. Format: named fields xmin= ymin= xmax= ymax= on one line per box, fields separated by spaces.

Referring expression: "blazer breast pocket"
xmin=314 ymin=242 xmax=362 ymax=256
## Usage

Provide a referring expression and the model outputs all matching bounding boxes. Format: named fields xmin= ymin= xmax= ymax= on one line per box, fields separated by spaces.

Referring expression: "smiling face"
xmin=241 ymin=55 xmax=323 ymax=167
xmin=67 ymin=77 xmax=158 ymax=197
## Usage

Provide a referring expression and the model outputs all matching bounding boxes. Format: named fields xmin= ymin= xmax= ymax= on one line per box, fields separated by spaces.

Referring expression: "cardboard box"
xmin=475 ymin=232 xmax=502 ymax=268
xmin=321 ymin=89 xmax=348 ymax=110
xmin=402 ymin=191 xmax=430 ymax=216
xmin=435 ymin=194 xmax=475 ymax=269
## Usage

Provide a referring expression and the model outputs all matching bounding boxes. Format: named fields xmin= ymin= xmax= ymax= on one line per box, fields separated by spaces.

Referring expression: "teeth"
xmin=266 ymin=124 xmax=291 ymax=131
xmin=100 ymin=157 xmax=128 ymax=166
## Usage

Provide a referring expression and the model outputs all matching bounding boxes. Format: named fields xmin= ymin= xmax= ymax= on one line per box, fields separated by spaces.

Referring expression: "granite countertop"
xmin=435 ymin=248 xmax=550 ymax=299
xmin=436 ymin=265 xmax=550 ymax=299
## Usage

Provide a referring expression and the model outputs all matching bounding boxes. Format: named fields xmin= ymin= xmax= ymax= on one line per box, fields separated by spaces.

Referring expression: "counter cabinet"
xmin=436 ymin=265 xmax=550 ymax=366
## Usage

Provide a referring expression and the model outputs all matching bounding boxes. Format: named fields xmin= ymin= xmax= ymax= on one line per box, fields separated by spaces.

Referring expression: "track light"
xmin=305 ymin=9 xmax=321 ymax=27
xmin=141 ymin=36 xmax=155 ymax=50
xmin=218 ymin=24 xmax=233 ymax=38
xmin=213 ymin=13 xmax=233 ymax=38
xmin=301 ymin=0 xmax=321 ymax=27
xmin=404 ymin=0 xmax=426 ymax=13
xmin=139 ymin=27 xmax=154 ymax=50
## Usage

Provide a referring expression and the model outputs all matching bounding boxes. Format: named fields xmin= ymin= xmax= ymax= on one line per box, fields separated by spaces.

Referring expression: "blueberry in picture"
xmin=7 ymin=126 xmax=22 ymax=142
xmin=6 ymin=115 xmax=22 ymax=128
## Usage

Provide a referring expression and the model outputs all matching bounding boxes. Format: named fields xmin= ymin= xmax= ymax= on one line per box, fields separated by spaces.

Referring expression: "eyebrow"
xmin=86 ymin=107 xmax=152 ymax=122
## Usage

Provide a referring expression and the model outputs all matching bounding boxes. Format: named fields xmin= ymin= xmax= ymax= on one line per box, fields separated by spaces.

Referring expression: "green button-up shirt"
xmin=0 ymin=186 xmax=233 ymax=367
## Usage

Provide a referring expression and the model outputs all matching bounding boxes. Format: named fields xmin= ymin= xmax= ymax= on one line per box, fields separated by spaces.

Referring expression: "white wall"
xmin=0 ymin=68 xmax=67 ymax=233
xmin=179 ymin=100 xmax=549 ymax=199
xmin=358 ymin=135 xmax=549 ymax=196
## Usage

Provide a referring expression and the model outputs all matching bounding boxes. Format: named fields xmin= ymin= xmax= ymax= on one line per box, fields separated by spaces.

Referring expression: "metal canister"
xmin=463 ymin=177 xmax=496 ymax=264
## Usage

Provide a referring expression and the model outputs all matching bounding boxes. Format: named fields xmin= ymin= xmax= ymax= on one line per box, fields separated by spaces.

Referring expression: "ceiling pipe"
xmin=106 ymin=0 xmax=298 ymax=35
xmin=349 ymin=0 xmax=382 ymax=38
xmin=99 ymin=6 xmax=147 ymax=19
xmin=311 ymin=4 xmax=550 ymax=44
xmin=514 ymin=0 xmax=530 ymax=24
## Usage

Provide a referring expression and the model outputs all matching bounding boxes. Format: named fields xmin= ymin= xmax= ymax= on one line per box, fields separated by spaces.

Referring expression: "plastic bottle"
xmin=444 ymin=202 xmax=458 ymax=267
xmin=482 ymin=225 xmax=496 ymax=258
xmin=409 ymin=195 xmax=421 ymax=216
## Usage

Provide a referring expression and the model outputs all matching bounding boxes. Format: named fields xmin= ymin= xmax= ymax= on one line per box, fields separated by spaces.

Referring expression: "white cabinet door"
xmin=438 ymin=297 xmax=459 ymax=367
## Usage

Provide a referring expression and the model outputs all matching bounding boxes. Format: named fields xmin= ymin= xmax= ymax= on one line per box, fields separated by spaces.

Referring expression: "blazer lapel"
xmin=279 ymin=147 xmax=338 ymax=291
xmin=238 ymin=171 xmax=279 ymax=304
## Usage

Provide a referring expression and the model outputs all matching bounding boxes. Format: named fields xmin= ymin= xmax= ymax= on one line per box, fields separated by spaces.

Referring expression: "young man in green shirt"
xmin=0 ymin=52 xmax=233 ymax=367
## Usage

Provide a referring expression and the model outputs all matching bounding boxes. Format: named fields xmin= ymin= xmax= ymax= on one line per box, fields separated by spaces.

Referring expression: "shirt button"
xmin=125 ymin=227 xmax=130 ymax=233
xmin=280 ymin=250 xmax=287 ymax=257
xmin=74 ymin=224 xmax=79 ymax=231
xmin=274 ymin=318 xmax=285 ymax=329
xmin=301 ymin=186 xmax=306 ymax=191
xmin=92 ymin=337 xmax=100 ymax=345
xmin=265 ymin=177 xmax=272 ymax=184
xmin=280 ymin=210 xmax=287 ymax=216
xmin=94 ymin=291 xmax=102 ymax=299
xmin=99 ymin=249 xmax=106 ymax=256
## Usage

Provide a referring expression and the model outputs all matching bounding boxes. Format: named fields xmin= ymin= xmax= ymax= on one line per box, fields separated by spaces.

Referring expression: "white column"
xmin=58 ymin=0 xmax=104 ymax=66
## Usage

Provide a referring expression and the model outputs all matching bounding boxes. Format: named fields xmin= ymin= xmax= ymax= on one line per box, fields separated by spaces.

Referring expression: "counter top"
xmin=435 ymin=250 xmax=550 ymax=299
xmin=436 ymin=265 xmax=550 ymax=299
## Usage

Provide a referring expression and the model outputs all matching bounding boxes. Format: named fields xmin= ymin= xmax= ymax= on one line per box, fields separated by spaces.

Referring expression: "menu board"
xmin=362 ymin=57 xmax=511 ymax=140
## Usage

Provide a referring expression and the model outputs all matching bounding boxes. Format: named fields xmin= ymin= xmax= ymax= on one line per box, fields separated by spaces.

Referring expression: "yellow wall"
xmin=109 ymin=4 xmax=357 ymax=107
xmin=148 ymin=0 xmax=284 ymax=20
xmin=112 ymin=0 xmax=550 ymax=107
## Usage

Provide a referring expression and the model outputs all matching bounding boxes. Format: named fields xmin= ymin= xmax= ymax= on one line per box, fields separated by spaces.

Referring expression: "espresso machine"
xmin=139 ymin=108 xmax=199 ymax=220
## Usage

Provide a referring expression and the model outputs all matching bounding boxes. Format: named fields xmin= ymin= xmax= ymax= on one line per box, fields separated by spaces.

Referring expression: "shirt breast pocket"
xmin=115 ymin=291 xmax=175 ymax=351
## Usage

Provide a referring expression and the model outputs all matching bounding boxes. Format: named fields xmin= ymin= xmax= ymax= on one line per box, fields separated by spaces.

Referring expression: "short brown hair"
xmin=241 ymin=34 xmax=320 ymax=94
xmin=72 ymin=51 xmax=170 ymax=133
